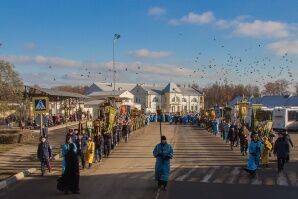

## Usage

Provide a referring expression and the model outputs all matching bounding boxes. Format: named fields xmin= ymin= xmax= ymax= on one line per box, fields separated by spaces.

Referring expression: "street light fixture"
xmin=113 ymin=33 xmax=121 ymax=100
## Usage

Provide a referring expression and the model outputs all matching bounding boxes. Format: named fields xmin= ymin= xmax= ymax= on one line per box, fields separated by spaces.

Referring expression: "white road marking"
xmin=277 ymin=172 xmax=289 ymax=186
xmin=155 ymin=188 xmax=160 ymax=199
xmin=286 ymin=171 xmax=297 ymax=186
xmin=226 ymin=167 xmax=240 ymax=184
xmin=251 ymin=176 xmax=262 ymax=185
xmin=213 ymin=166 xmax=230 ymax=183
xmin=200 ymin=167 xmax=217 ymax=183
xmin=175 ymin=166 xmax=198 ymax=181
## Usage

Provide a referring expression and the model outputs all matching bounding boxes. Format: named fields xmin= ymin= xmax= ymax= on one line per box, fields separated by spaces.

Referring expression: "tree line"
xmin=0 ymin=60 xmax=297 ymax=113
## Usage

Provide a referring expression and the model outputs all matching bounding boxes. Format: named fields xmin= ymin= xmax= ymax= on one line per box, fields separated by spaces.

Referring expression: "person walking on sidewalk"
xmin=273 ymin=132 xmax=290 ymax=173
xmin=153 ymin=136 xmax=174 ymax=191
xmin=37 ymin=137 xmax=52 ymax=176
xmin=85 ymin=137 xmax=95 ymax=168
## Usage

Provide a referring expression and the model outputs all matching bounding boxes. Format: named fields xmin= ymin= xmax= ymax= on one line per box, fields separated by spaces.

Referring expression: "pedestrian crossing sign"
xmin=32 ymin=97 xmax=49 ymax=113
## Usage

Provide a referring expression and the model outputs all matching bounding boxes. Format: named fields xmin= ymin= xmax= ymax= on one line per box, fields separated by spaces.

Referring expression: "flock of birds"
xmin=0 ymin=38 xmax=296 ymax=87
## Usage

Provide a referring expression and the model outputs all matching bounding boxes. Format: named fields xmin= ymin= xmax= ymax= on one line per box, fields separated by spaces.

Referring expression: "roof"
xmin=84 ymin=99 xmax=106 ymax=106
xmin=141 ymin=86 xmax=163 ymax=95
xmin=286 ymin=96 xmax=298 ymax=106
xmin=92 ymin=82 xmax=137 ymax=92
xmin=26 ymin=86 xmax=88 ymax=99
xmin=228 ymin=96 xmax=241 ymax=107
xmin=229 ymin=95 xmax=298 ymax=108
xmin=259 ymin=95 xmax=290 ymax=107
xmin=87 ymin=90 xmax=127 ymax=97
xmin=180 ymin=87 xmax=203 ymax=95
xmin=162 ymin=82 xmax=182 ymax=93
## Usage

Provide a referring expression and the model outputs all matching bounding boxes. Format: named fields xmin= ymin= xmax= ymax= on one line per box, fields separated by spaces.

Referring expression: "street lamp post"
xmin=113 ymin=33 xmax=121 ymax=103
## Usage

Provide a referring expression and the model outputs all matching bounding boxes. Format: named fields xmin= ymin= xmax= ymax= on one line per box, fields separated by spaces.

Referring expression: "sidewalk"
xmin=0 ymin=122 xmax=79 ymax=181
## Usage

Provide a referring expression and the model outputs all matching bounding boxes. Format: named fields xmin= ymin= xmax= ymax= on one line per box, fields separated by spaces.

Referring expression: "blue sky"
xmin=0 ymin=0 xmax=297 ymax=89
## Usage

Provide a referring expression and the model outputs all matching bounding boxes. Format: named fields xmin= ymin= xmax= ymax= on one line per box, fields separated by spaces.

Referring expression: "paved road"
xmin=1 ymin=124 xmax=298 ymax=199
xmin=0 ymin=124 xmax=77 ymax=180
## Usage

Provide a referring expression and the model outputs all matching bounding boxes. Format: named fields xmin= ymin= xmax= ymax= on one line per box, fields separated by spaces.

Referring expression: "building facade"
xmin=131 ymin=82 xmax=204 ymax=113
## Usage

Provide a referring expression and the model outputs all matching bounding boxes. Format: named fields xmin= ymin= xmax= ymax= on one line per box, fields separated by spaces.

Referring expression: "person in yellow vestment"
xmin=261 ymin=136 xmax=272 ymax=168
xmin=85 ymin=137 xmax=95 ymax=168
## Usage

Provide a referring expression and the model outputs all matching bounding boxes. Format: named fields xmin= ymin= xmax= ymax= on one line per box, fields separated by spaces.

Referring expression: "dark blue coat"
xmin=37 ymin=142 xmax=52 ymax=160
xmin=274 ymin=138 xmax=290 ymax=158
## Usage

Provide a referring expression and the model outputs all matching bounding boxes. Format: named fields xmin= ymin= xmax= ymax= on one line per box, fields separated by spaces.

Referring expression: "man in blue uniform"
xmin=153 ymin=136 xmax=174 ymax=191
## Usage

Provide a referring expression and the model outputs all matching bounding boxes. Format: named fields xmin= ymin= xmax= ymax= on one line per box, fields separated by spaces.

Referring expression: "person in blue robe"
xmin=154 ymin=114 xmax=158 ymax=122
xmin=182 ymin=115 xmax=187 ymax=125
xmin=61 ymin=136 xmax=77 ymax=174
xmin=169 ymin=115 xmax=173 ymax=124
xmin=162 ymin=114 xmax=165 ymax=122
xmin=223 ymin=121 xmax=230 ymax=142
xmin=244 ymin=132 xmax=263 ymax=177
xmin=153 ymin=136 xmax=174 ymax=191
xmin=211 ymin=119 xmax=219 ymax=136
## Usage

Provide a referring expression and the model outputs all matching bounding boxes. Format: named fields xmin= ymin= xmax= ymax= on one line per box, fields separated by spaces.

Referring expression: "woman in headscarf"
xmin=61 ymin=136 xmax=77 ymax=174
xmin=153 ymin=136 xmax=174 ymax=191
xmin=58 ymin=143 xmax=80 ymax=194
xmin=244 ymin=132 xmax=263 ymax=177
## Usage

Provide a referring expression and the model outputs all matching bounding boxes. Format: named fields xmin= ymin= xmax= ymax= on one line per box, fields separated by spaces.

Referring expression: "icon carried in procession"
xmin=32 ymin=97 xmax=49 ymax=114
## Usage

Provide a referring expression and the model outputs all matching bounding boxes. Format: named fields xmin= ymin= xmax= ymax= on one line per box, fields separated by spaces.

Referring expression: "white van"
xmin=272 ymin=107 xmax=298 ymax=130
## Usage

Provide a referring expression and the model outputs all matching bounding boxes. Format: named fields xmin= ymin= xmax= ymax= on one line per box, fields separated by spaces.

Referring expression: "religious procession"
xmin=199 ymin=100 xmax=293 ymax=178
xmin=37 ymin=101 xmax=149 ymax=195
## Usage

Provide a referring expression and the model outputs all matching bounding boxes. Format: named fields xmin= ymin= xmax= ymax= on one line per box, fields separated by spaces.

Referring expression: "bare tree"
xmin=262 ymin=79 xmax=289 ymax=96
xmin=0 ymin=60 xmax=24 ymax=114
xmin=203 ymin=82 xmax=261 ymax=109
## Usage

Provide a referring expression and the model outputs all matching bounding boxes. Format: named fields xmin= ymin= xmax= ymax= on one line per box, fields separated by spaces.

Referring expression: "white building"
xmin=130 ymin=85 xmax=163 ymax=113
xmin=131 ymin=82 xmax=204 ymax=113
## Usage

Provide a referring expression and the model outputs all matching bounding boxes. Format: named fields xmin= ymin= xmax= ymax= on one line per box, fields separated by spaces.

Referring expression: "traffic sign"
xmin=32 ymin=97 xmax=49 ymax=114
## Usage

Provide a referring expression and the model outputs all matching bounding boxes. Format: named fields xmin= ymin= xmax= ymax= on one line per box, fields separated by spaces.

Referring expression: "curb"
xmin=0 ymin=168 xmax=36 ymax=191
xmin=32 ymin=122 xmax=79 ymax=134
xmin=0 ymin=152 xmax=61 ymax=191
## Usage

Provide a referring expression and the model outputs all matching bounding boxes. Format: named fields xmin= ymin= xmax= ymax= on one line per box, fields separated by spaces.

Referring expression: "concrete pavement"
xmin=1 ymin=123 xmax=298 ymax=199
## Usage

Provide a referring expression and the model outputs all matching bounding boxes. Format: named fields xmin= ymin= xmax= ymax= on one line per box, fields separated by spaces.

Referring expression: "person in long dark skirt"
xmin=59 ymin=143 xmax=80 ymax=194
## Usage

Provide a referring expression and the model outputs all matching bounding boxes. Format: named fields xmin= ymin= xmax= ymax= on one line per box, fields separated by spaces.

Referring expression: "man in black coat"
xmin=37 ymin=137 xmax=52 ymax=176
xmin=273 ymin=133 xmax=290 ymax=173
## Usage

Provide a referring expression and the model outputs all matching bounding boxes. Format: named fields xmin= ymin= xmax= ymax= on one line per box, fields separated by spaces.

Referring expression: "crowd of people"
xmin=1 ymin=111 xmax=89 ymax=130
xmin=37 ymin=111 xmax=148 ymax=195
xmin=202 ymin=117 xmax=294 ymax=177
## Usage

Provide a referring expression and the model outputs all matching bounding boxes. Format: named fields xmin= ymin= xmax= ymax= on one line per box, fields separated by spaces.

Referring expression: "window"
xmin=288 ymin=111 xmax=298 ymax=122
xmin=172 ymin=97 xmax=175 ymax=102
xmin=182 ymin=98 xmax=187 ymax=102
xmin=191 ymin=106 xmax=194 ymax=111
xmin=152 ymin=97 xmax=159 ymax=102
xmin=184 ymin=106 xmax=187 ymax=111
xmin=191 ymin=98 xmax=197 ymax=102
xmin=176 ymin=97 xmax=180 ymax=102
xmin=195 ymin=106 xmax=198 ymax=111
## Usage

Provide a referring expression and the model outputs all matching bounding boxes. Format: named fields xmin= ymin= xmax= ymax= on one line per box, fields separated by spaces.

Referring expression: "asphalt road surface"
xmin=1 ymin=123 xmax=298 ymax=199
